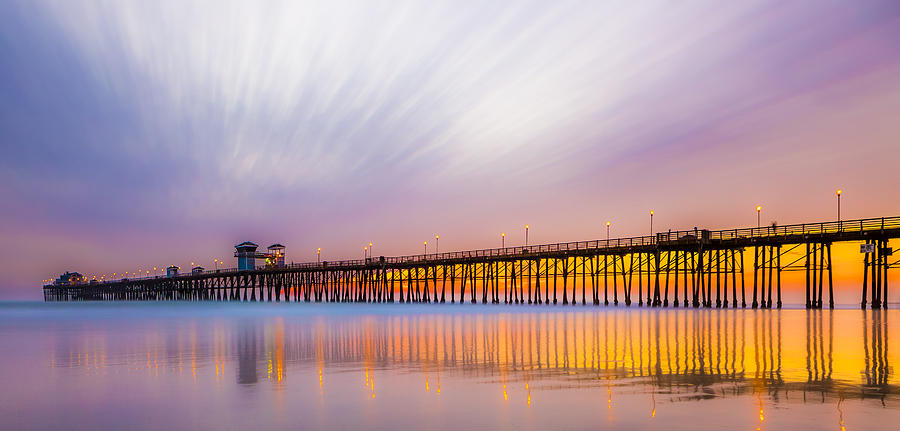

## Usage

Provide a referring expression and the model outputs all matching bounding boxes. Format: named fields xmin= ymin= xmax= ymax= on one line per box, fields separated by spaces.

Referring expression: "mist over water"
xmin=1 ymin=302 xmax=897 ymax=430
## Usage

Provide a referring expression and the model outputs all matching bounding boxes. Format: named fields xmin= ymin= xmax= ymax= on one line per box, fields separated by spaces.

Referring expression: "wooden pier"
xmin=44 ymin=216 xmax=900 ymax=309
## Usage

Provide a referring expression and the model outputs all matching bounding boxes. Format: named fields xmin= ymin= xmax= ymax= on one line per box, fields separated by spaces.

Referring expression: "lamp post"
xmin=424 ymin=241 xmax=427 ymax=256
xmin=502 ymin=233 xmax=506 ymax=248
xmin=369 ymin=243 xmax=374 ymax=257
xmin=606 ymin=221 xmax=610 ymax=241
xmin=317 ymin=248 xmax=321 ymax=264
xmin=756 ymin=206 xmax=761 ymax=228
xmin=836 ymin=189 xmax=842 ymax=221
xmin=435 ymin=235 xmax=439 ymax=254
xmin=649 ymin=211 xmax=654 ymax=236
xmin=214 ymin=259 xmax=218 ymax=270
xmin=525 ymin=225 xmax=529 ymax=247
xmin=364 ymin=247 xmax=368 ymax=260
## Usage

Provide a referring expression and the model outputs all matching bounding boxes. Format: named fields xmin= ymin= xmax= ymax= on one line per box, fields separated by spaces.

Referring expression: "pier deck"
xmin=44 ymin=216 xmax=900 ymax=309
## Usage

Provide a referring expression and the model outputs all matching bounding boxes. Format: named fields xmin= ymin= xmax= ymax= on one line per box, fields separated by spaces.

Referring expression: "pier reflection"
xmin=46 ymin=309 xmax=897 ymax=407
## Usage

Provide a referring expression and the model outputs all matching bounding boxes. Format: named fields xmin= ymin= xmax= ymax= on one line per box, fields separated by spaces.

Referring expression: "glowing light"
xmin=836 ymin=189 xmax=842 ymax=196
xmin=756 ymin=206 xmax=761 ymax=211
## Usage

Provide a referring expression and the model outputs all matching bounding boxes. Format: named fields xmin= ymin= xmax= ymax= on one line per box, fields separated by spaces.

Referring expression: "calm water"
xmin=1 ymin=303 xmax=897 ymax=430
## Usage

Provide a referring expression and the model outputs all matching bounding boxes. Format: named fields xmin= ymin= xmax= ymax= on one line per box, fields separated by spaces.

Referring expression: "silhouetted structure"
xmin=44 ymin=216 xmax=900 ymax=309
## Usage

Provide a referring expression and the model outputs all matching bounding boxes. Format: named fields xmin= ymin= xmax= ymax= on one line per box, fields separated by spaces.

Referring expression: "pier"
xmin=43 ymin=216 xmax=900 ymax=309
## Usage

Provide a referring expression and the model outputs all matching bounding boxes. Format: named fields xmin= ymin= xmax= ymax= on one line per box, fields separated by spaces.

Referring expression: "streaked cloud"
xmin=1 ymin=0 xmax=899 ymax=297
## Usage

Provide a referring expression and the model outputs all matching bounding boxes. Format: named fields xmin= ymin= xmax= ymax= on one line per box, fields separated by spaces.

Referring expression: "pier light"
xmin=369 ymin=243 xmax=373 ymax=255
xmin=317 ymin=248 xmax=321 ymax=264
xmin=502 ymin=232 xmax=506 ymax=248
xmin=649 ymin=211 xmax=654 ymax=236
xmin=435 ymin=234 xmax=439 ymax=253
xmin=756 ymin=206 xmax=762 ymax=228
xmin=836 ymin=189 xmax=842 ymax=222
xmin=606 ymin=221 xmax=611 ymax=241
xmin=525 ymin=225 xmax=529 ymax=246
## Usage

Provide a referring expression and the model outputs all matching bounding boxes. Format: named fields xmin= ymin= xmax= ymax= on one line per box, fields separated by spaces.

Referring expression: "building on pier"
xmin=166 ymin=265 xmax=179 ymax=278
xmin=235 ymin=241 xmax=287 ymax=270
xmin=236 ymin=241 xmax=259 ymax=270
xmin=53 ymin=271 xmax=84 ymax=286
xmin=266 ymin=244 xmax=285 ymax=268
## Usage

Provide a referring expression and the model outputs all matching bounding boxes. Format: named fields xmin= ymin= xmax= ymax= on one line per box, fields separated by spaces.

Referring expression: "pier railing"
xmin=73 ymin=215 xmax=900 ymax=285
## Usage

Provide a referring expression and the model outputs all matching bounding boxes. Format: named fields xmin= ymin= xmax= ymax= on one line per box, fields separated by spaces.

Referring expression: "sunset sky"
xmin=2 ymin=0 xmax=900 ymax=300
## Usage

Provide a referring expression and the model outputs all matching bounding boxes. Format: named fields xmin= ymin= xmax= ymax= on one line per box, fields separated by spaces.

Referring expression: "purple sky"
xmin=2 ymin=0 xmax=900 ymax=299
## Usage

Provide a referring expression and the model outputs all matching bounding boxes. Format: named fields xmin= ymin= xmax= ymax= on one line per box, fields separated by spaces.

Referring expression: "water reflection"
xmin=43 ymin=309 xmax=896 ymax=405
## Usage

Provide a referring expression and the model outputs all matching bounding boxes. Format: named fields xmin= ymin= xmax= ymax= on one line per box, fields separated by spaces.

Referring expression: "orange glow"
xmin=45 ymin=309 xmax=900 ymax=426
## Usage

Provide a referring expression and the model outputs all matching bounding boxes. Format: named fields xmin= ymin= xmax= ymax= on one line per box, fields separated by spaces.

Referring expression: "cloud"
xmin=1 ymin=0 xmax=900 ymax=297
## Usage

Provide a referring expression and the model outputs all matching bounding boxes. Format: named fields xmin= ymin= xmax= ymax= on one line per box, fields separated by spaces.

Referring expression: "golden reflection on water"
xmin=46 ymin=309 xmax=897 ymax=407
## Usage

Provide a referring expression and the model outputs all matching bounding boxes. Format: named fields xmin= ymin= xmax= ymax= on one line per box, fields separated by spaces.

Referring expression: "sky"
xmin=2 ymin=0 xmax=900 ymax=300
